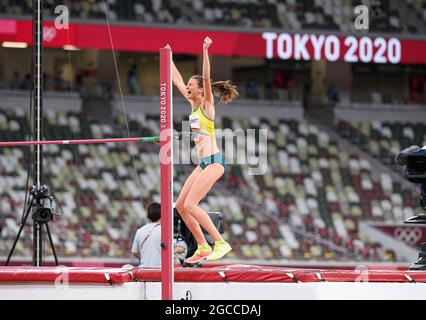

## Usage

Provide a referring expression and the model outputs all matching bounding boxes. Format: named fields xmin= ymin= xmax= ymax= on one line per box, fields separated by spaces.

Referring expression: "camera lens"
xmin=40 ymin=210 xmax=49 ymax=219
xmin=33 ymin=207 xmax=52 ymax=223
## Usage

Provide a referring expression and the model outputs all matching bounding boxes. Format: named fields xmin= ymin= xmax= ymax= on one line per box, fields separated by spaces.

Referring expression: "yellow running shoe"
xmin=206 ymin=240 xmax=232 ymax=261
xmin=184 ymin=245 xmax=212 ymax=264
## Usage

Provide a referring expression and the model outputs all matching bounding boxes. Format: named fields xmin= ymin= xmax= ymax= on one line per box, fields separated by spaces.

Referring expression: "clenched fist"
xmin=203 ymin=37 xmax=212 ymax=50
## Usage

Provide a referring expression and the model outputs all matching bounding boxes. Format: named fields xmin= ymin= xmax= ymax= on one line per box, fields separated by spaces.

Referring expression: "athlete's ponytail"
xmin=191 ymin=75 xmax=239 ymax=105
xmin=212 ymin=80 xmax=239 ymax=105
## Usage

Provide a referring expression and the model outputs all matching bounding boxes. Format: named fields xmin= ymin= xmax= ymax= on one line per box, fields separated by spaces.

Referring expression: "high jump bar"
xmin=0 ymin=136 xmax=159 ymax=147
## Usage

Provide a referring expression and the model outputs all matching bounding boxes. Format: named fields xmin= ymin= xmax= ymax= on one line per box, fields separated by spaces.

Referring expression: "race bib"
xmin=189 ymin=113 xmax=200 ymax=132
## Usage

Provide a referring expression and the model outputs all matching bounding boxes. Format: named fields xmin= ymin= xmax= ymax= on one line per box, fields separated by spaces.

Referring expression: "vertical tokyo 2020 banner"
xmin=1 ymin=18 xmax=426 ymax=64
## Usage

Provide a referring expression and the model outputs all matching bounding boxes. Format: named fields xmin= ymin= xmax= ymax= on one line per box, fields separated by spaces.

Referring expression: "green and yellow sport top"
xmin=189 ymin=106 xmax=215 ymax=136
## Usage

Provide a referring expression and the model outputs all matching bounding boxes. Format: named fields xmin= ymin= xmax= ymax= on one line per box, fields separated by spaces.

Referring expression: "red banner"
xmin=1 ymin=19 xmax=426 ymax=64
xmin=374 ymin=224 xmax=426 ymax=248
xmin=0 ymin=19 xmax=16 ymax=34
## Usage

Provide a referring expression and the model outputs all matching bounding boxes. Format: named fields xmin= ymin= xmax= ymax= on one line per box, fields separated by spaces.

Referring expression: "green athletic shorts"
xmin=198 ymin=152 xmax=226 ymax=171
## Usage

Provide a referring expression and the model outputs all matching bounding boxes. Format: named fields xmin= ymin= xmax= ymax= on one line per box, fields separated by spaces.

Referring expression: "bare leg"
xmin=184 ymin=163 xmax=225 ymax=242
xmin=175 ymin=166 xmax=209 ymax=246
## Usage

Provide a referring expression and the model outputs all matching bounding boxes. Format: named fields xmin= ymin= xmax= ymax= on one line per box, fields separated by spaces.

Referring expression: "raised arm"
xmin=164 ymin=44 xmax=189 ymax=100
xmin=202 ymin=37 xmax=215 ymax=115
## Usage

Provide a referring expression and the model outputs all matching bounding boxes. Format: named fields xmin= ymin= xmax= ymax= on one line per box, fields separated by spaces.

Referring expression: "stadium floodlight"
xmin=63 ymin=45 xmax=80 ymax=51
xmin=2 ymin=41 xmax=28 ymax=48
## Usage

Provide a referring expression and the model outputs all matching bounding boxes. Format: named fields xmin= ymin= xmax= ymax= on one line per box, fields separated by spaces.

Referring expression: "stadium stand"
xmin=1 ymin=0 xmax=424 ymax=33
xmin=337 ymin=119 xmax=426 ymax=175
xmin=0 ymin=104 xmax=415 ymax=262
xmin=408 ymin=0 xmax=426 ymax=28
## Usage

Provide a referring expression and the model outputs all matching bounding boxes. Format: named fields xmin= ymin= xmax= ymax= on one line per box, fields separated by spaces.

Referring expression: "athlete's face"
xmin=186 ymin=78 xmax=203 ymax=100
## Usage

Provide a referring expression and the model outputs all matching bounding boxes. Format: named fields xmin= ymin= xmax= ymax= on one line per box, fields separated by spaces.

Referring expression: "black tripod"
xmin=5 ymin=185 xmax=59 ymax=266
xmin=3 ymin=0 xmax=60 ymax=267
xmin=4 ymin=0 xmax=59 ymax=267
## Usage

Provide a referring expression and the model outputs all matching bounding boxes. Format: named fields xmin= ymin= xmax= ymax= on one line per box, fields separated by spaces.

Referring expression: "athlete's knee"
xmin=175 ymin=200 xmax=187 ymax=216
xmin=183 ymin=199 xmax=198 ymax=214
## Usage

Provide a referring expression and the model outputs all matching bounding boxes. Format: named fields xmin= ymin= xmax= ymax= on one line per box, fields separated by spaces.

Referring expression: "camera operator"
xmin=132 ymin=202 xmax=188 ymax=267
xmin=132 ymin=202 xmax=161 ymax=267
